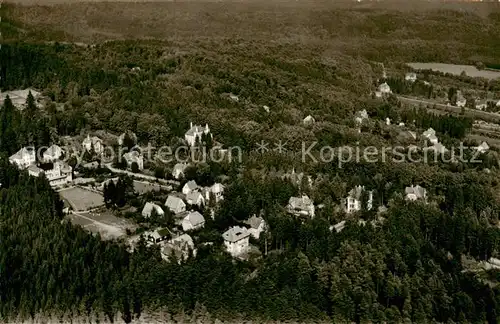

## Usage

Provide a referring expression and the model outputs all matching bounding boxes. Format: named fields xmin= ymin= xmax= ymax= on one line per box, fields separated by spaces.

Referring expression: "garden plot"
xmin=59 ymin=187 xmax=104 ymax=211
xmin=67 ymin=210 xmax=138 ymax=240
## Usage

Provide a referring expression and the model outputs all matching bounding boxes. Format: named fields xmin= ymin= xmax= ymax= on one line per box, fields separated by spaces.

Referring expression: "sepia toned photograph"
xmin=1 ymin=0 xmax=500 ymax=323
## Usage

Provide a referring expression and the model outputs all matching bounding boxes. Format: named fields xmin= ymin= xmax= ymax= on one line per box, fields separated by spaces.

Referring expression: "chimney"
xmin=190 ymin=122 xmax=193 ymax=129
xmin=205 ymin=124 xmax=209 ymax=132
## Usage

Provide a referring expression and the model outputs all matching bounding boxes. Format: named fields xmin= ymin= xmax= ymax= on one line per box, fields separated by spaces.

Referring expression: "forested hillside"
xmin=2 ymin=2 xmax=500 ymax=323
xmin=1 ymin=153 xmax=500 ymax=323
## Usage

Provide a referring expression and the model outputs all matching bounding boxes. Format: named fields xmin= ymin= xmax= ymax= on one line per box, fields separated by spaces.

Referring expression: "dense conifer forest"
xmin=2 ymin=2 xmax=500 ymax=323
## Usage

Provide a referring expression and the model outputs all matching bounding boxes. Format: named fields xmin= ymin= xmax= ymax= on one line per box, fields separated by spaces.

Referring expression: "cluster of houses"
xmin=7 ymin=129 xmax=150 ymax=187
xmin=285 ymin=183 xmax=429 ymax=235
xmin=9 ymin=145 xmax=74 ymax=188
xmin=421 ymin=127 xmax=489 ymax=155
xmin=140 ymin=178 xmax=267 ymax=260
xmin=138 ymin=120 xmax=267 ymax=260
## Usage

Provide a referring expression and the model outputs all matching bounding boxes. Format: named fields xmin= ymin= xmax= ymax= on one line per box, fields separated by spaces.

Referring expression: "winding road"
xmin=103 ymin=163 xmax=180 ymax=186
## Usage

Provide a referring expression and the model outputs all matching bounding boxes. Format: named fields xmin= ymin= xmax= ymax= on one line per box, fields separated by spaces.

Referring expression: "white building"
xmin=422 ymin=128 xmax=438 ymax=144
xmin=210 ymin=183 xmax=224 ymax=203
xmin=182 ymin=211 xmax=205 ymax=232
xmin=123 ymin=151 xmax=144 ymax=170
xmin=222 ymin=226 xmax=250 ymax=257
xmin=375 ymin=82 xmax=392 ymax=98
xmin=456 ymin=91 xmax=466 ymax=108
xmin=27 ymin=165 xmax=44 ymax=177
xmin=344 ymin=185 xmax=373 ymax=214
xmin=82 ymin=135 xmax=103 ymax=154
xmin=43 ymin=144 xmax=63 ymax=162
xmin=182 ymin=180 xmax=198 ymax=196
xmin=405 ymin=185 xmax=427 ymax=202
xmin=9 ymin=146 xmax=36 ymax=169
xmin=44 ymin=161 xmax=73 ymax=187
xmin=29 ymin=161 xmax=73 ymax=187
xmin=287 ymin=195 xmax=315 ymax=218
xmin=172 ymin=163 xmax=188 ymax=179
xmin=303 ymin=115 xmax=315 ymax=125
xmin=185 ymin=122 xmax=210 ymax=147
xmin=142 ymin=202 xmax=165 ymax=218
xmin=165 ymin=195 xmax=186 ymax=214
xmin=476 ymin=100 xmax=488 ymax=111
xmin=229 ymin=93 xmax=239 ymax=102
xmin=244 ymin=214 xmax=266 ymax=239
xmin=145 ymin=228 xmax=170 ymax=243
xmin=330 ymin=220 xmax=346 ymax=233
xmin=405 ymin=72 xmax=417 ymax=83
xmin=186 ymin=191 xmax=205 ymax=207
xmin=475 ymin=141 xmax=489 ymax=153
xmin=355 ymin=109 xmax=369 ymax=125
xmin=422 ymin=127 xmax=436 ymax=138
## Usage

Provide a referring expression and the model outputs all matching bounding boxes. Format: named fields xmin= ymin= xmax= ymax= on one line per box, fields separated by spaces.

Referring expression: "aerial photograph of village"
xmin=1 ymin=0 xmax=500 ymax=323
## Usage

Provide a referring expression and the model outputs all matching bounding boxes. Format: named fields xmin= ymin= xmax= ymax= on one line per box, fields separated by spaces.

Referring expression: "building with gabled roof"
xmin=244 ymin=214 xmax=266 ymax=239
xmin=287 ymin=195 xmax=315 ymax=218
xmin=475 ymin=141 xmax=489 ymax=153
xmin=9 ymin=146 xmax=36 ymax=169
xmin=405 ymin=185 xmax=427 ymax=202
xmin=82 ymin=135 xmax=103 ymax=154
xmin=182 ymin=211 xmax=205 ymax=232
xmin=145 ymin=228 xmax=171 ymax=243
xmin=210 ymin=183 xmax=224 ymax=202
xmin=165 ymin=195 xmax=186 ymax=214
xmin=43 ymin=144 xmax=64 ymax=162
xmin=182 ymin=180 xmax=198 ymax=196
xmin=142 ymin=202 xmax=165 ymax=218
xmin=43 ymin=161 xmax=73 ymax=187
xmin=330 ymin=220 xmax=346 ymax=233
xmin=344 ymin=185 xmax=373 ymax=214
xmin=172 ymin=163 xmax=188 ymax=180
xmin=303 ymin=115 xmax=315 ymax=125
xmin=185 ymin=122 xmax=210 ymax=147
xmin=27 ymin=164 xmax=43 ymax=177
xmin=186 ymin=191 xmax=205 ymax=207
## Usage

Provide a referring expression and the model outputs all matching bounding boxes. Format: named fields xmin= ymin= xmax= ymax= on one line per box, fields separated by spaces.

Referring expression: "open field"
xmin=407 ymin=63 xmax=500 ymax=80
xmin=67 ymin=210 xmax=138 ymax=240
xmin=59 ymin=187 xmax=104 ymax=211
xmin=133 ymin=180 xmax=171 ymax=195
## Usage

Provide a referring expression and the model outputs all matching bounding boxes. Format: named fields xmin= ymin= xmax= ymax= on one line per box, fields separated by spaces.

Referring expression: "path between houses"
xmin=103 ymin=163 xmax=179 ymax=186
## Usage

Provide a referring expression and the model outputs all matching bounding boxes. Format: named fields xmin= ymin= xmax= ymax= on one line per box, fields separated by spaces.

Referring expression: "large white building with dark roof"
xmin=222 ymin=226 xmax=251 ymax=257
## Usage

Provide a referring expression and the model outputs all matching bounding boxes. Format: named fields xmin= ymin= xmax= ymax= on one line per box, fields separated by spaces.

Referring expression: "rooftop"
xmin=222 ymin=226 xmax=250 ymax=243
xmin=244 ymin=214 xmax=264 ymax=229
xmin=184 ymin=211 xmax=205 ymax=227
xmin=184 ymin=180 xmax=198 ymax=190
